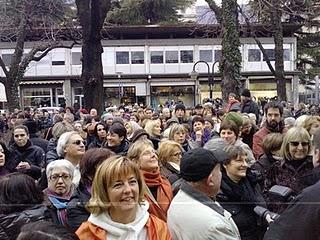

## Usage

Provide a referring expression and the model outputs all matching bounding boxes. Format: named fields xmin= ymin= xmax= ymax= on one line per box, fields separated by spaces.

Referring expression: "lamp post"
xmin=190 ymin=60 xmax=219 ymax=102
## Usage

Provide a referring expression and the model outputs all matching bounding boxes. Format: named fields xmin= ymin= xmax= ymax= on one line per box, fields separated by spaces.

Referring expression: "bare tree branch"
xmin=238 ymin=4 xmax=276 ymax=75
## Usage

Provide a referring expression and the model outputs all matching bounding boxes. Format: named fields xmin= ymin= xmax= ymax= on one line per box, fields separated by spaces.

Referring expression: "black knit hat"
xmin=180 ymin=148 xmax=228 ymax=182
xmin=241 ymin=89 xmax=251 ymax=98
xmin=175 ymin=103 xmax=186 ymax=113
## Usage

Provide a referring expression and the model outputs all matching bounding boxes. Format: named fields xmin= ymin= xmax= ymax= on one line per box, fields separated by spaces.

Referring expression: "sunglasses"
xmin=72 ymin=140 xmax=86 ymax=145
xmin=289 ymin=141 xmax=309 ymax=147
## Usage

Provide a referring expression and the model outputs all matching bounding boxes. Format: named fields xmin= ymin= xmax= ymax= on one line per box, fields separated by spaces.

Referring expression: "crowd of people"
xmin=0 ymin=88 xmax=320 ymax=239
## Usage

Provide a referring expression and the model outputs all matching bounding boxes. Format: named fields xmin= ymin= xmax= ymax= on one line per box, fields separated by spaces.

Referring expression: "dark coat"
xmin=241 ymin=100 xmax=260 ymax=120
xmin=87 ymin=137 xmax=104 ymax=149
xmin=0 ymin=205 xmax=50 ymax=240
xmin=160 ymin=162 xmax=180 ymax=185
xmin=217 ymin=170 xmax=267 ymax=240
xmin=264 ymin=156 xmax=320 ymax=213
xmin=29 ymin=134 xmax=49 ymax=152
xmin=263 ymin=177 xmax=320 ymax=240
xmin=11 ymin=141 xmax=45 ymax=179
xmin=103 ymin=139 xmax=129 ymax=156
xmin=252 ymin=154 xmax=281 ymax=192
xmin=66 ymin=182 xmax=91 ymax=232
xmin=241 ymin=125 xmax=258 ymax=150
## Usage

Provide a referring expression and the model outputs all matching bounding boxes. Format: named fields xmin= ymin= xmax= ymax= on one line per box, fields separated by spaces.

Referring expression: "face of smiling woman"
xmin=107 ymin=174 xmax=139 ymax=216
xmin=223 ymin=154 xmax=248 ymax=183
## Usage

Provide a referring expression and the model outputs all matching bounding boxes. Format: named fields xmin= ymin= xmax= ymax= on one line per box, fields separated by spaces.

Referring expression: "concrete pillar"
xmin=146 ymin=76 xmax=151 ymax=107
xmin=63 ymin=79 xmax=72 ymax=107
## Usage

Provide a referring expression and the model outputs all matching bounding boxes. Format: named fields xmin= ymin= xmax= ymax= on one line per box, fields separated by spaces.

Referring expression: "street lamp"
xmin=190 ymin=60 xmax=219 ymax=101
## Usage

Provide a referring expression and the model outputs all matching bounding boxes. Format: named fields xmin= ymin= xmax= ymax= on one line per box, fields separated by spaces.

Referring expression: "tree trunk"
xmin=220 ymin=0 xmax=242 ymax=102
xmin=76 ymin=0 xmax=110 ymax=114
xmin=4 ymin=77 xmax=20 ymax=112
xmin=273 ymin=0 xmax=286 ymax=101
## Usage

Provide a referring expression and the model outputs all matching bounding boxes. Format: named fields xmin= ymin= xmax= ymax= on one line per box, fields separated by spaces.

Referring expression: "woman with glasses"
xmin=76 ymin=156 xmax=171 ymax=240
xmin=57 ymin=131 xmax=86 ymax=186
xmin=44 ymin=160 xmax=75 ymax=227
xmin=264 ymin=127 xmax=320 ymax=213
xmin=67 ymin=148 xmax=114 ymax=232
xmin=88 ymin=122 xmax=108 ymax=149
xmin=158 ymin=140 xmax=183 ymax=185
xmin=127 ymin=139 xmax=173 ymax=222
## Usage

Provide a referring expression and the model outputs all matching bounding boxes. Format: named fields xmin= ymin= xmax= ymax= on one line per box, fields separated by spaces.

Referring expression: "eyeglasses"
xmin=49 ymin=174 xmax=71 ymax=182
xmin=290 ymin=141 xmax=309 ymax=147
xmin=173 ymin=152 xmax=182 ymax=157
xmin=72 ymin=140 xmax=86 ymax=145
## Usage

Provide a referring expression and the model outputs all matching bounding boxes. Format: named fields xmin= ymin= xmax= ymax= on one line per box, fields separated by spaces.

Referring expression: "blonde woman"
xmin=76 ymin=156 xmax=171 ymax=240
xmin=158 ymin=140 xmax=183 ymax=185
xmin=127 ymin=140 xmax=173 ymax=222
xmin=144 ymin=120 xmax=162 ymax=149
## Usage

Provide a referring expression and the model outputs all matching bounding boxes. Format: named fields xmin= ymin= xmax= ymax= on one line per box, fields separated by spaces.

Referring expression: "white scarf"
xmin=89 ymin=202 xmax=149 ymax=240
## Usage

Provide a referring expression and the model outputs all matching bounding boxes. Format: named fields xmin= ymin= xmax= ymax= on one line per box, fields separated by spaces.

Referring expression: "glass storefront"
xmin=150 ymin=86 xmax=195 ymax=108
xmin=22 ymin=88 xmax=52 ymax=107
xmin=105 ymin=87 xmax=136 ymax=106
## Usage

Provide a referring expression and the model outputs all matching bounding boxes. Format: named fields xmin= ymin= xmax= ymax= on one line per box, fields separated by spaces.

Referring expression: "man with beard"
xmin=253 ymin=101 xmax=284 ymax=159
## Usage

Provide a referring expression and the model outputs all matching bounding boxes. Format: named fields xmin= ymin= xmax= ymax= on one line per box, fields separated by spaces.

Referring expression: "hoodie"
xmin=88 ymin=202 xmax=149 ymax=240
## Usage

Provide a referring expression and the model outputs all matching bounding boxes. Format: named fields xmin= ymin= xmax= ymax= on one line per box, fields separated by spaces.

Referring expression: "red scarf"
xmin=141 ymin=169 xmax=173 ymax=222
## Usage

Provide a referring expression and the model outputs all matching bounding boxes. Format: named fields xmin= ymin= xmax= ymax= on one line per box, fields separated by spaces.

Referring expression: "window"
xmin=283 ymin=49 xmax=291 ymax=61
xmin=180 ymin=50 xmax=193 ymax=63
xmin=151 ymin=51 xmax=163 ymax=64
xmin=214 ymin=50 xmax=222 ymax=62
xmin=165 ymin=51 xmax=178 ymax=63
xmin=199 ymin=50 xmax=213 ymax=62
xmin=263 ymin=49 xmax=275 ymax=61
xmin=248 ymin=49 xmax=261 ymax=62
xmin=2 ymin=54 xmax=12 ymax=66
xmin=131 ymin=51 xmax=144 ymax=64
xmin=52 ymin=52 xmax=65 ymax=66
xmin=116 ymin=51 xmax=129 ymax=64
xmin=71 ymin=52 xmax=81 ymax=65
xmin=52 ymin=61 xmax=65 ymax=66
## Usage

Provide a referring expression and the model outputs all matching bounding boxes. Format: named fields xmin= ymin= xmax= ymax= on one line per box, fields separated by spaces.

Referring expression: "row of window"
xmin=1 ymin=48 xmax=291 ymax=66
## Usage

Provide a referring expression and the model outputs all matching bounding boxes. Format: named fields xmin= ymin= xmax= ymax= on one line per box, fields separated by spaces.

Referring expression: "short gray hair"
xmin=46 ymin=159 xmax=75 ymax=179
xmin=204 ymin=137 xmax=228 ymax=152
xmin=56 ymin=131 xmax=79 ymax=157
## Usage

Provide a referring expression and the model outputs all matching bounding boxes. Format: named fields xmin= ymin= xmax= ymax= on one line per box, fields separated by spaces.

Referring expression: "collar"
xmin=181 ymin=181 xmax=225 ymax=216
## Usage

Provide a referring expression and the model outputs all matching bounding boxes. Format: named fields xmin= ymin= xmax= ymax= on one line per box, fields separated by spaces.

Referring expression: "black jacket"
xmin=160 ymin=162 xmax=180 ymax=185
xmin=66 ymin=182 xmax=91 ymax=232
xmin=0 ymin=205 xmax=50 ymax=240
xmin=29 ymin=134 xmax=49 ymax=152
xmin=11 ymin=141 xmax=45 ymax=179
xmin=263 ymin=177 xmax=320 ymax=240
xmin=217 ymin=170 xmax=267 ymax=240
xmin=103 ymin=139 xmax=129 ymax=156
xmin=241 ymin=100 xmax=260 ymax=121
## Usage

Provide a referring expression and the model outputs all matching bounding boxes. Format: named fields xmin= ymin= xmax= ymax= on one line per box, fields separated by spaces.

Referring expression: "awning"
xmin=19 ymin=80 xmax=64 ymax=85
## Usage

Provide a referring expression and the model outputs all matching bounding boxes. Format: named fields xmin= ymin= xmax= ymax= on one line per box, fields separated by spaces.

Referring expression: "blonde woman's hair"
xmin=144 ymin=119 xmax=160 ymax=137
xmin=281 ymin=127 xmax=311 ymax=160
xmin=158 ymin=140 xmax=182 ymax=164
xmin=127 ymin=139 xmax=154 ymax=162
xmin=302 ymin=116 xmax=320 ymax=134
xmin=168 ymin=124 xmax=187 ymax=141
xmin=86 ymin=156 xmax=145 ymax=215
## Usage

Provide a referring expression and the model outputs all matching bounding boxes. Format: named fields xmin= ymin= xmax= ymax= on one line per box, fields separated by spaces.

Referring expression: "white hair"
xmin=56 ymin=131 xmax=79 ymax=157
xmin=46 ymin=159 xmax=75 ymax=179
